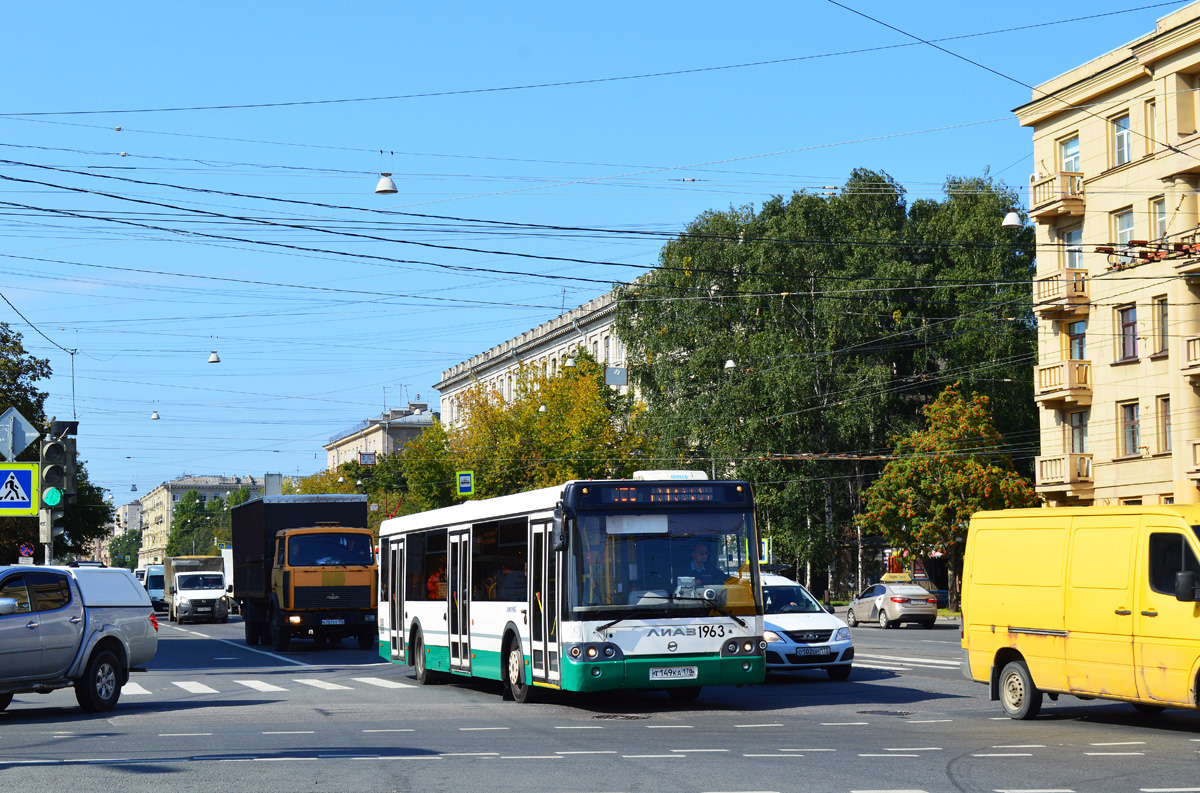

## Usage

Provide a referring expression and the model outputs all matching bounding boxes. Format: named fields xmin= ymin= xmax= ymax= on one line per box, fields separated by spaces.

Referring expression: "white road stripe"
xmin=554 ymin=726 xmax=603 ymax=729
xmin=293 ymin=678 xmax=352 ymax=691
xmin=1141 ymin=788 xmax=1200 ymax=792
xmin=1090 ymin=741 xmax=1146 ymax=746
xmin=993 ymin=745 xmax=1045 ymax=749
xmin=352 ymin=677 xmax=409 ymax=689
xmin=501 ymin=755 xmax=561 ymax=759
xmin=856 ymin=653 xmax=960 ymax=666
xmin=159 ymin=733 xmax=211 ymax=737
xmin=623 ymin=754 xmax=683 ymax=758
xmin=214 ymin=637 xmax=309 ymax=666
xmin=886 ymin=747 xmax=941 ymax=751
xmin=235 ymin=680 xmax=287 ymax=692
xmin=441 ymin=752 xmax=499 ymax=757
xmin=1086 ymin=752 xmax=1144 ymax=756
xmin=362 ymin=729 xmax=414 ymax=733
xmin=973 ymin=753 xmax=1033 ymax=757
xmin=735 ymin=723 xmax=783 ymax=728
xmin=671 ymin=749 xmax=729 ymax=753
xmin=995 ymin=788 xmax=1075 ymax=792
xmin=122 ymin=682 xmax=151 ymax=695
xmin=822 ymin=722 xmax=869 ymax=726
xmin=745 ymin=754 xmax=800 ymax=757
xmin=556 ymin=751 xmax=617 ymax=755
xmin=854 ymin=663 xmax=908 ymax=671
xmin=460 ymin=727 xmax=508 ymax=731
xmin=172 ymin=681 xmax=219 ymax=694
xmin=646 ymin=725 xmax=693 ymax=729
xmin=263 ymin=731 xmax=313 ymax=735
xmin=906 ymin=719 xmax=952 ymax=723
xmin=851 ymin=789 xmax=931 ymax=793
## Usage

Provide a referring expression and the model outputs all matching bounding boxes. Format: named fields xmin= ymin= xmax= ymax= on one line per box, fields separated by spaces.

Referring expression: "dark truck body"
xmin=232 ymin=495 xmax=377 ymax=651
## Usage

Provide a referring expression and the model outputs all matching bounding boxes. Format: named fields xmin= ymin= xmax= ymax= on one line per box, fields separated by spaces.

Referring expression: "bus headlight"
xmin=586 ymin=646 xmax=598 ymax=658
xmin=763 ymin=631 xmax=783 ymax=644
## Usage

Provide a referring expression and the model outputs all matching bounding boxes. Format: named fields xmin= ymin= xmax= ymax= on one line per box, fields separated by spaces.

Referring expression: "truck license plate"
xmin=322 ymin=619 xmax=344 ymax=626
xmin=649 ymin=666 xmax=698 ymax=681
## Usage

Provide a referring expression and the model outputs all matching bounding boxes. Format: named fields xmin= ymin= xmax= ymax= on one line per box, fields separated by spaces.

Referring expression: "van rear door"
xmin=1064 ymin=515 xmax=1138 ymax=699
xmin=1134 ymin=521 xmax=1200 ymax=705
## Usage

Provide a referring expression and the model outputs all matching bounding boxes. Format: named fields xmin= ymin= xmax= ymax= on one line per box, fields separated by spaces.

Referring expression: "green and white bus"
xmin=377 ymin=471 xmax=765 ymax=702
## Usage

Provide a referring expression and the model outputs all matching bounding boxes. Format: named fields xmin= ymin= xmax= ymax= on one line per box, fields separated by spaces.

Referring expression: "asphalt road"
xmin=2 ymin=616 xmax=1198 ymax=793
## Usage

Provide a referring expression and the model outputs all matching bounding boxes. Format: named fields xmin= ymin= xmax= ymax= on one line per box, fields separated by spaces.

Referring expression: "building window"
xmin=1069 ymin=409 xmax=1089 ymax=454
xmin=1152 ymin=196 xmax=1167 ymax=239
xmin=1066 ymin=319 xmax=1086 ymax=360
xmin=1059 ymin=135 xmax=1080 ymax=172
xmin=1159 ymin=396 xmax=1172 ymax=453
xmin=1117 ymin=304 xmax=1138 ymax=360
xmin=603 ymin=336 xmax=610 ymax=364
xmin=592 ymin=340 xmax=599 ymax=359
xmin=1153 ymin=295 xmax=1169 ymax=354
xmin=1146 ymin=100 xmax=1157 ymax=150
xmin=1122 ymin=498 xmax=1143 ymax=506
xmin=1115 ymin=208 xmax=1134 ymax=245
xmin=1062 ymin=226 xmax=1083 ymax=269
xmin=1163 ymin=496 xmax=1175 ymax=505
xmin=1120 ymin=401 xmax=1141 ymax=457
xmin=1112 ymin=113 xmax=1131 ymax=167
xmin=550 ymin=358 xmax=557 ymax=376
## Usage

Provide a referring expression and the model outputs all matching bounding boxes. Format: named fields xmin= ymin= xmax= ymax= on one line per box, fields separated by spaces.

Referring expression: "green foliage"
xmin=167 ymin=491 xmax=223 ymax=556
xmin=108 ymin=528 xmax=142 ymax=571
xmin=292 ymin=454 xmax=410 ymax=536
xmin=857 ymin=384 xmax=1040 ymax=607
xmin=613 ymin=170 xmax=1035 ymax=588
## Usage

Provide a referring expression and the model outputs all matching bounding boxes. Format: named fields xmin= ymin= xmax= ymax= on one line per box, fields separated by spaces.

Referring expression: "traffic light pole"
xmin=39 ymin=508 xmax=51 ymax=565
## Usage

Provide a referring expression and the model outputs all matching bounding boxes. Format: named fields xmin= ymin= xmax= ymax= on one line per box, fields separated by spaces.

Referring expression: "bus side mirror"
xmin=1175 ymin=571 xmax=1197 ymax=602
xmin=551 ymin=505 xmax=568 ymax=552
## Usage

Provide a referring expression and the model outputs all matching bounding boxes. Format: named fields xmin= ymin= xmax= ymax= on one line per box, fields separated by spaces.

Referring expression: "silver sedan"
xmin=846 ymin=582 xmax=937 ymax=629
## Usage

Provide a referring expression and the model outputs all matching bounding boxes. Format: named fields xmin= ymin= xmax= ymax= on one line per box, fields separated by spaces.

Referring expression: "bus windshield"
xmin=567 ymin=509 xmax=760 ymax=620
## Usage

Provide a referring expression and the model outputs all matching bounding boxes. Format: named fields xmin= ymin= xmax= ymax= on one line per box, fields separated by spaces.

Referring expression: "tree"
xmin=167 ymin=491 xmax=217 ymax=556
xmin=857 ymin=384 xmax=1040 ymax=610
xmin=108 ymin=528 xmax=142 ymax=571
xmin=613 ymin=169 xmax=1034 ymax=595
xmin=400 ymin=351 xmax=653 ymax=509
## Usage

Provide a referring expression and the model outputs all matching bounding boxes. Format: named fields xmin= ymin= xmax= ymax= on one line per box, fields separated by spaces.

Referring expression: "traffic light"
xmin=40 ymin=436 xmax=67 ymax=509
xmin=62 ymin=437 xmax=78 ymax=505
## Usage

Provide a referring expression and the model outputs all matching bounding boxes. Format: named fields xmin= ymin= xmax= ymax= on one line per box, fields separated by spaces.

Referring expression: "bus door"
xmin=389 ymin=538 xmax=404 ymax=661
xmin=448 ymin=528 xmax=471 ymax=673
xmin=529 ymin=521 xmax=561 ymax=685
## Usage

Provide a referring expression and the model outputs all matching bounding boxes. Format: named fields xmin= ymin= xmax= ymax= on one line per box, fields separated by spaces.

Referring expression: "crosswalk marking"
xmin=856 ymin=653 xmax=960 ymax=668
xmin=293 ymin=678 xmax=353 ymax=691
xmin=122 ymin=682 xmax=151 ymax=695
xmin=173 ymin=681 xmax=219 ymax=694
xmin=352 ymin=677 xmax=409 ymax=689
xmin=236 ymin=680 xmax=288 ymax=692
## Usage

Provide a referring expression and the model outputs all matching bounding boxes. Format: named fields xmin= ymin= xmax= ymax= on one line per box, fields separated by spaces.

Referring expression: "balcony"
xmin=1172 ymin=229 xmax=1200 ymax=277
xmin=1035 ymin=453 xmax=1093 ymax=494
xmin=1184 ymin=335 xmax=1200 ymax=385
xmin=1029 ymin=172 xmax=1084 ymax=223
xmin=1033 ymin=268 xmax=1089 ymax=318
xmin=1034 ymin=360 xmax=1091 ymax=407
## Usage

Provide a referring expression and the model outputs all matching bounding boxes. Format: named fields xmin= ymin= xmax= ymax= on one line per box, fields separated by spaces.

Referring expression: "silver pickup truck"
xmin=0 ymin=564 xmax=159 ymax=713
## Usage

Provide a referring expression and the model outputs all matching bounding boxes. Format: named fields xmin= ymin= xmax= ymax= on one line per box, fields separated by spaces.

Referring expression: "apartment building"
xmin=434 ymin=290 xmax=627 ymax=427
xmin=138 ymin=475 xmax=263 ymax=567
xmin=1020 ymin=3 xmax=1200 ymax=506
xmin=324 ymin=402 xmax=438 ymax=469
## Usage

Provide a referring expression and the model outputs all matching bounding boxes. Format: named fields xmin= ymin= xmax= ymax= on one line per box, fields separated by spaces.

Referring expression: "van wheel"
xmin=1132 ymin=703 xmax=1166 ymax=715
xmin=999 ymin=660 xmax=1042 ymax=720
xmin=75 ymin=649 xmax=122 ymax=712
xmin=878 ymin=611 xmax=893 ymax=629
xmin=846 ymin=609 xmax=857 ymax=627
xmin=507 ymin=637 xmax=534 ymax=703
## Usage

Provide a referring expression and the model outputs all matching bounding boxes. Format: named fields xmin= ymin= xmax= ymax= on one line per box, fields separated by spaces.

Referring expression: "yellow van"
xmin=961 ymin=506 xmax=1200 ymax=719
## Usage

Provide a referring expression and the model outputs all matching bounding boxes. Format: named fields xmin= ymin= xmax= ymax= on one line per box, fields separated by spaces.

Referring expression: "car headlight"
xmin=178 ymin=597 xmax=190 ymax=606
xmin=835 ymin=627 xmax=851 ymax=642
xmin=763 ymin=630 xmax=783 ymax=644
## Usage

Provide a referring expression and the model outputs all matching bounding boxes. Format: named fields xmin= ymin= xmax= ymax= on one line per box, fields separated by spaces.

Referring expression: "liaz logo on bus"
xmin=646 ymin=625 xmax=728 ymax=638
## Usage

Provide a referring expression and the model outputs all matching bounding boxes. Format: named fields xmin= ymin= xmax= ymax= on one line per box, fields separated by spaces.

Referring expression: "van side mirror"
xmin=227 ymin=584 xmax=233 ymax=593
xmin=1175 ymin=571 xmax=1197 ymax=602
xmin=169 ymin=585 xmax=175 ymax=595
xmin=551 ymin=504 xmax=569 ymax=552
xmin=0 ymin=597 xmax=17 ymax=616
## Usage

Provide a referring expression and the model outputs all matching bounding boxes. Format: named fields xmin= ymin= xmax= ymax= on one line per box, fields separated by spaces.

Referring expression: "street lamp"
xmin=1001 ymin=211 xmax=1022 ymax=229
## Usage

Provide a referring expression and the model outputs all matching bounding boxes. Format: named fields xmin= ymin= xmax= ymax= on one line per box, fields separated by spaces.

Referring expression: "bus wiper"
xmin=685 ymin=593 xmax=747 ymax=628
xmin=595 ymin=610 xmax=654 ymax=636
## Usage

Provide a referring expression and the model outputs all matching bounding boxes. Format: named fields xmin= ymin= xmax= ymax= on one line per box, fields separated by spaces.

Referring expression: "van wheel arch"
xmin=991 ymin=648 xmax=1027 ymax=701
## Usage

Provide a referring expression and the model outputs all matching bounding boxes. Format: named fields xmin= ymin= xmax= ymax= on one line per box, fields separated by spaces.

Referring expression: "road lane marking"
xmin=1090 ymin=741 xmax=1146 ymax=746
xmin=214 ymin=636 xmax=310 ymax=666
xmin=854 ymin=663 xmax=908 ymax=671
xmin=352 ymin=677 xmax=410 ymax=689
xmin=122 ymin=682 xmax=151 ymax=695
xmin=554 ymin=726 xmax=602 ymax=729
xmin=501 ymin=755 xmax=561 ymax=759
xmin=779 ymin=748 xmax=836 ymax=752
xmin=995 ymin=788 xmax=1074 ymax=792
xmin=973 ymin=753 xmax=1032 ymax=757
xmin=158 ymin=733 xmax=211 ymax=737
xmin=362 ymin=729 xmax=414 ymax=733
xmin=263 ymin=731 xmax=314 ymax=735
xmin=671 ymin=749 xmax=729 ymax=753
xmin=235 ymin=680 xmax=288 ymax=692
xmin=906 ymin=719 xmax=952 ymax=723
xmin=293 ymin=679 xmax=352 ymax=690
xmin=993 ymin=745 xmax=1045 ymax=749
xmin=850 ymin=789 xmax=931 ymax=793
xmin=822 ymin=722 xmax=869 ymax=726
xmin=745 ymin=754 xmax=801 ymax=757
xmin=886 ymin=747 xmax=941 ymax=751
xmin=460 ymin=727 xmax=508 ymax=731
xmin=556 ymin=751 xmax=617 ymax=755
xmin=859 ymin=754 xmax=919 ymax=758
xmin=647 ymin=725 xmax=693 ymax=729
xmin=172 ymin=682 xmax=219 ymax=694
xmin=1085 ymin=752 xmax=1144 ymax=756
xmin=856 ymin=653 xmax=960 ymax=666
xmin=735 ymin=723 xmax=783 ymax=728
xmin=441 ymin=752 xmax=499 ymax=757
xmin=622 ymin=754 xmax=684 ymax=758
xmin=1140 ymin=788 xmax=1200 ymax=792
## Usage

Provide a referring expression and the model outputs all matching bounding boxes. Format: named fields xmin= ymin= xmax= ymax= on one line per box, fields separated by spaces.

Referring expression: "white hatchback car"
xmin=761 ymin=574 xmax=853 ymax=680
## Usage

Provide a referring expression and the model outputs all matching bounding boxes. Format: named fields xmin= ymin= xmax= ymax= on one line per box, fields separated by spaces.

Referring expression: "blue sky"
xmin=0 ymin=1 xmax=1185 ymax=504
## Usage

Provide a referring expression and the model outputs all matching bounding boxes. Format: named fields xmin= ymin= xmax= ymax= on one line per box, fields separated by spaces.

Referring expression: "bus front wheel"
xmin=414 ymin=629 xmax=442 ymax=685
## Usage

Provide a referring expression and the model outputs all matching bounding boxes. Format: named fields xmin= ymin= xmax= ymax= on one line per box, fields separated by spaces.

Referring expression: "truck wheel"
xmin=245 ymin=620 xmax=261 ymax=646
xmin=272 ymin=614 xmax=290 ymax=652
xmin=0 ymin=693 xmax=12 ymax=712
xmin=999 ymin=659 xmax=1043 ymax=720
xmin=74 ymin=649 xmax=122 ymax=712
xmin=358 ymin=627 xmax=376 ymax=650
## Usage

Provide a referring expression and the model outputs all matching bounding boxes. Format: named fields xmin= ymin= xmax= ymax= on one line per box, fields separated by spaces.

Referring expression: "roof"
xmin=761 ymin=573 xmax=805 ymax=587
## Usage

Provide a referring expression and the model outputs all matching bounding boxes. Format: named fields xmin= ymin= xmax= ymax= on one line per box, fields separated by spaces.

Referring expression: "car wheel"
xmin=1132 ymin=703 xmax=1166 ymax=715
xmin=827 ymin=665 xmax=852 ymax=681
xmin=0 ymin=693 xmax=12 ymax=712
xmin=74 ymin=649 xmax=122 ymax=712
xmin=878 ymin=610 xmax=893 ymax=629
xmin=998 ymin=659 xmax=1042 ymax=720
xmin=507 ymin=636 xmax=535 ymax=703
xmin=667 ymin=686 xmax=702 ymax=702
xmin=846 ymin=608 xmax=857 ymax=627
xmin=922 ymin=619 xmax=935 ymax=630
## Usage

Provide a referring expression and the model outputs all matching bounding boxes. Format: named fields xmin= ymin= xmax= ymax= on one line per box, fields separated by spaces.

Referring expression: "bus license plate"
xmin=649 ymin=666 xmax=698 ymax=681
xmin=322 ymin=619 xmax=344 ymax=626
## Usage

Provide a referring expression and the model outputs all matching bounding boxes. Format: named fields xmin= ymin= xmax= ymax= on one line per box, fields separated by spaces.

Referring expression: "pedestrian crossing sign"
xmin=0 ymin=463 xmax=38 ymax=516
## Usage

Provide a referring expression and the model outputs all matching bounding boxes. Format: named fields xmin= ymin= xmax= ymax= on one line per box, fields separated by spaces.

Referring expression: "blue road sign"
xmin=456 ymin=470 xmax=474 ymax=496
xmin=0 ymin=463 xmax=38 ymax=516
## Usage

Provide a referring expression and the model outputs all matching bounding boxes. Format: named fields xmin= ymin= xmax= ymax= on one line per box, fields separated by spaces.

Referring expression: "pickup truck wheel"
xmin=75 ymin=649 xmax=122 ymax=713
xmin=272 ymin=614 xmax=290 ymax=652
xmin=0 ymin=693 xmax=12 ymax=712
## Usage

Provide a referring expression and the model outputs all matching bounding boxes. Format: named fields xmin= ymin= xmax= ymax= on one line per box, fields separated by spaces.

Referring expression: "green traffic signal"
xmin=43 ymin=486 xmax=63 ymax=508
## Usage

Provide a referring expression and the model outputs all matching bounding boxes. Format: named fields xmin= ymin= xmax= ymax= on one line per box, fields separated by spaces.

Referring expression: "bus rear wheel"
xmin=414 ymin=629 xmax=442 ymax=685
xmin=506 ymin=637 xmax=534 ymax=703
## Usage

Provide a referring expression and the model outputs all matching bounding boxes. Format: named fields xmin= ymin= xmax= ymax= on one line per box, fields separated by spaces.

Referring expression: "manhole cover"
xmin=857 ymin=710 xmax=912 ymax=716
xmin=592 ymin=714 xmax=651 ymax=720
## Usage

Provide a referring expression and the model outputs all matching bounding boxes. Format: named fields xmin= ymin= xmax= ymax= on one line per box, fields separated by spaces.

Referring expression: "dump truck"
xmin=231 ymin=495 xmax=376 ymax=651
xmin=163 ymin=555 xmax=228 ymax=624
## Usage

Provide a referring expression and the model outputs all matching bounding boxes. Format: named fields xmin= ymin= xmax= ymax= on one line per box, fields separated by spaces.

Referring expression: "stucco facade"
xmin=138 ymin=475 xmax=263 ymax=567
xmin=324 ymin=402 xmax=438 ymax=469
xmin=1021 ymin=2 xmax=1200 ymax=506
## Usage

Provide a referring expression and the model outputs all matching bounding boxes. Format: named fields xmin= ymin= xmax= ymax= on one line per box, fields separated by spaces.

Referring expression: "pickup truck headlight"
xmin=835 ymin=627 xmax=851 ymax=642
xmin=763 ymin=630 xmax=784 ymax=643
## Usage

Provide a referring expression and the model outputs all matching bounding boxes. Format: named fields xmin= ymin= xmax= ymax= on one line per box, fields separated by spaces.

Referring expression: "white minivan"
xmin=761 ymin=574 xmax=854 ymax=680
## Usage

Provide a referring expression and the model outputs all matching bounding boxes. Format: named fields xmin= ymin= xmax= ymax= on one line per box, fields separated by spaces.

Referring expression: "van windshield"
xmin=146 ymin=574 xmax=164 ymax=590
